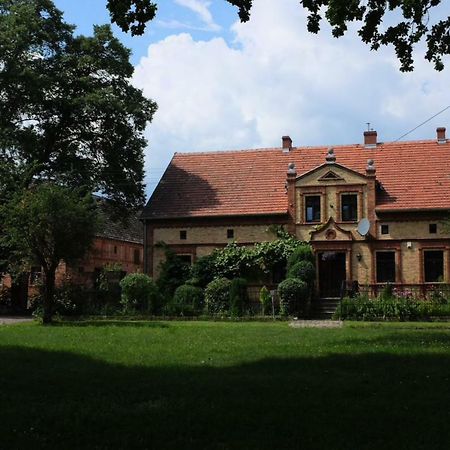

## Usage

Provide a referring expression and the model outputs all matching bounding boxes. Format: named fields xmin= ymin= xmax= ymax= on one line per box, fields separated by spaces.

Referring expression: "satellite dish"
xmin=357 ymin=218 xmax=370 ymax=236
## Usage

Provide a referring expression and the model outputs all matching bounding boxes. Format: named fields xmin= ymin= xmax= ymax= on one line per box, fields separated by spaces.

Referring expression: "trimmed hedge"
xmin=277 ymin=278 xmax=309 ymax=316
xmin=287 ymin=260 xmax=316 ymax=286
xmin=229 ymin=278 xmax=249 ymax=317
xmin=120 ymin=273 xmax=160 ymax=313
xmin=204 ymin=278 xmax=232 ymax=314
xmin=286 ymin=245 xmax=314 ymax=271
xmin=168 ymin=284 xmax=204 ymax=316
xmin=335 ymin=297 xmax=450 ymax=321
xmin=259 ymin=286 xmax=272 ymax=316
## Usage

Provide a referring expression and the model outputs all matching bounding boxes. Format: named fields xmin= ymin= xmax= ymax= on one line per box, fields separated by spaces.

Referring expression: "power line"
xmin=394 ymin=105 xmax=450 ymax=142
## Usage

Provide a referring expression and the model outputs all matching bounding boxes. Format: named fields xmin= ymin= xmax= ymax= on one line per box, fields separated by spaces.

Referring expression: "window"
xmin=305 ymin=196 xmax=321 ymax=222
xmin=424 ymin=250 xmax=444 ymax=282
xmin=180 ymin=230 xmax=187 ymax=240
xmin=341 ymin=194 xmax=358 ymax=221
xmin=113 ymin=245 xmax=118 ymax=254
xmin=376 ymin=251 xmax=396 ymax=283
xmin=133 ymin=249 xmax=141 ymax=265
xmin=227 ymin=229 xmax=234 ymax=239
xmin=381 ymin=224 xmax=389 ymax=235
xmin=429 ymin=224 xmax=437 ymax=234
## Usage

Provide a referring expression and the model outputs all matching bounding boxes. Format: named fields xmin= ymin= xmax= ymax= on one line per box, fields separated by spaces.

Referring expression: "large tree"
xmin=3 ymin=184 xmax=99 ymax=323
xmin=0 ymin=0 xmax=157 ymax=211
xmin=107 ymin=0 xmax=450 ymax=72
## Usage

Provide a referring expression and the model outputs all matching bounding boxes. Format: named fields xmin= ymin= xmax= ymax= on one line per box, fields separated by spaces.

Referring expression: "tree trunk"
xmin=42 ymin=268 xmax=56 ymax=324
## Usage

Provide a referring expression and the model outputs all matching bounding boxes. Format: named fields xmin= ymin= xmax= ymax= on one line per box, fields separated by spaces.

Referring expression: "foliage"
xmin=204 ymin=277 xmax=232 ymax=315
xmin=190 ymin=234 xmax=307 ymax=283
xmin=156 ymin=248 xmax=190 ymax=303
xmin=277 ymin=278 xmax=309 ymax=316
xmin=168 ymin=284 xmax=204 ymax=316
xmin=0 ymin=286 xmax=11 ymax=313
xmin=259 ymin=285 xmax=272 ymax=316
xmin=335 ymin=296 xmax=450 ymax=321
xmin=0 ymin=0 xmax=156 ymax=212
xmin=187 ymin=254 xmax=218 ymax=288
xmin=120 ymin=273 xmax=159 ymax=313
xmin=229 ymin=278 xmax=249 ymax=317
xmin=379 ymin=283 xmax=394 ymax=301
xmin=287 ymin=244 xmax=315 ymax=271
xmin=287 ymin=260 xmax=316 ymax=286
xmin=3 ymin=184 xmax=98 ymax=323
xmin=105 ymin=0 xmax=450 ymax=71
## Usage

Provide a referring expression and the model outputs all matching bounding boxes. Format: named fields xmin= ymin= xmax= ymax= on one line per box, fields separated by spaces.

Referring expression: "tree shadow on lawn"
xmin=49 ymin=320 xmax=169 ymax=328
xmin=1 ymin=344 xmax=450 ymax=450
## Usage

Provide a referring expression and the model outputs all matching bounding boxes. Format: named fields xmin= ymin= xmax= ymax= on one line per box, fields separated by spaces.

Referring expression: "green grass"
xmin=1 ymin=321 xmax=450 ymax=449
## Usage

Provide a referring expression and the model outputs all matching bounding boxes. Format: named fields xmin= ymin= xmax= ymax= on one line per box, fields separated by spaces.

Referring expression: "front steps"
xmin=311 ymin=298 xmax=340 ymax=319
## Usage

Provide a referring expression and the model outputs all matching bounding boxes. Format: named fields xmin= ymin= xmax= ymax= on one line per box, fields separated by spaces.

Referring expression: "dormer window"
xmin=305 ymin=196 xmax=321 ymax=222
xmin=341 ymin=194 xmax=358 ymax=222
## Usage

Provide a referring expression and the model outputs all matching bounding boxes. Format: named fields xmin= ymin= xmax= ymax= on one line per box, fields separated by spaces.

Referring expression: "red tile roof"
xmin=142 ymin=140 xmax=450 ymax=219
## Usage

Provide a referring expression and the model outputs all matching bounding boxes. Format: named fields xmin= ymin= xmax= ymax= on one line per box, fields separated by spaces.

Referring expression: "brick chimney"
xmin=286 ymin=163 xmax=297 ymax=233
xmin=437 ymin=127 xmax=446 ymax=144
xmin=364 ymin=130 xmax=377 ymax=148
xmin=282 ymin=136 xmax=292 ymax=152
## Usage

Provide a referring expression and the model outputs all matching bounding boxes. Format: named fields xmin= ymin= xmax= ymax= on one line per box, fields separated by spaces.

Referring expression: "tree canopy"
xmin=0 ymin=0 xmax=157 ymax=212
xmin=107 ymin=0 xmax=450 ymax=72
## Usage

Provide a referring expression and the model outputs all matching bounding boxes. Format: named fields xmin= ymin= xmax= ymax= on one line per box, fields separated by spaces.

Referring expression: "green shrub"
xmin=229 ymin=278 xmax=249 ymax=317
xmin=287 ymin=245 xmax=314 ymax=271
xmin=188 ymin=254 xmax=217 ymax=288
xmin=379 ymin=283 xmax=394 ymax=301
xmin=287 ymin=260 xmax=316 ymax=286
xmin=204 ymin=277 xmax=232 ymax=314
xmin=168 ymin=284 xmax=204 ymax=316
xmin=277 ymin=278 xmax=308 ymax=316
xmin=334 ymin=296 xmax=450 ymax=321
xmin=259 ymin=286 xmax=272 ymax=316
xmin=120 ymin=273 xmax=160 ymax=313
xmin=156 ymin=249 xmax=190 ymax=302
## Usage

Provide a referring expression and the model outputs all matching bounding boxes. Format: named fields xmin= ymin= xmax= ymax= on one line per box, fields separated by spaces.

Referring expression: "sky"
xmin=53 ymin=0 xmax=450 ymax=196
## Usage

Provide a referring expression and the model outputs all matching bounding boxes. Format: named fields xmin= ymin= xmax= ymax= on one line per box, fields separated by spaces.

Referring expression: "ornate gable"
xmin=310 ymin=217 xmax=354 ymax=241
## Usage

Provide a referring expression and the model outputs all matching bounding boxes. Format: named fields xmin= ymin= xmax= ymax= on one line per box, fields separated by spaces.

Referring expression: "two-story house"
xmin=141 ymin=128 xmax=450 ymax=299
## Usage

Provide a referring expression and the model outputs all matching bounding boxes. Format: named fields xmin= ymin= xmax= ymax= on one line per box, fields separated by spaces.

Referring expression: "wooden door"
xmin=318 ymin=252 xmax=346 ymax=298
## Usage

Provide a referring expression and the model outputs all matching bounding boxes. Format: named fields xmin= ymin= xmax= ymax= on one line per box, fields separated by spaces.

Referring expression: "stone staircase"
xmin=311 ymin=298 xmax=341 ymax=319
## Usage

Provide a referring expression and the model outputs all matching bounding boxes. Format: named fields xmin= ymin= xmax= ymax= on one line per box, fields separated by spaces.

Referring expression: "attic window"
xmin=429 ymin=224 xmax=437 ymax=234
xmin=180 ymin=230 xmax=187 ymax=240
xmin=227 ymin=229 xmax=234 ymax=239
xmin=381 ymin=224 xmax=389 ymax=235
xmin=134 ymin=249 xmax=141 ymax=264
xmin=341 ymin=194 xmax=358 ymax=222
xmin=305 ymin=196 xmax=321 ymax=223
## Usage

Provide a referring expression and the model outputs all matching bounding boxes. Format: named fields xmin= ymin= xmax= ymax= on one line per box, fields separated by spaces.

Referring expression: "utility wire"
xmin=393 ymin=105 xmax=450 ymax=142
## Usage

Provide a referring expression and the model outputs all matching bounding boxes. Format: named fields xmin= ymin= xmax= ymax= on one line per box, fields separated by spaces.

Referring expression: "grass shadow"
xmin=1 ymin=345 xmax=450 ymax=449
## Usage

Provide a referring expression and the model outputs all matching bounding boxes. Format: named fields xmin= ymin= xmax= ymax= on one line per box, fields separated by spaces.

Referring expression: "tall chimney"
xmin=364 ymin=130 xmax=377 ymax=148
xmin=282 ymin=136 xmax=292 ymax=152
xmin=437 ymin=127 xmax=446 ymax=144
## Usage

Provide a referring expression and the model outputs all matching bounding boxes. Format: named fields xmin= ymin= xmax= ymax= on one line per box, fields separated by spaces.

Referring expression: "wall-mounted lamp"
xmin=356 ymin=253 xmax=362 ymax=262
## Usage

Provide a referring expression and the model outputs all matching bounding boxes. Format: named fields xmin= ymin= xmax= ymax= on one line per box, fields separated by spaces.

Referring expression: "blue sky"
xmin=53 ymin=0 xmax=450 ymax=195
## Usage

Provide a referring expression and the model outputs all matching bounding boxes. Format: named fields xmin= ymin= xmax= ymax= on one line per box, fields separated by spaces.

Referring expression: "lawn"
xmin=1 ymin=321 xmax=450 ymax=449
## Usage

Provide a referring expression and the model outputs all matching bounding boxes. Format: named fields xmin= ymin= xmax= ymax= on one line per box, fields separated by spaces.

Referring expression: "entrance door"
xmin=318 ymin=251 xmax=346 ymax=298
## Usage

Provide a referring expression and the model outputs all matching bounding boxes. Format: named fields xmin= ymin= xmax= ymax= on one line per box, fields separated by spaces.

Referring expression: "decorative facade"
xmin=141 ymin=128 xmax=450 ymax=298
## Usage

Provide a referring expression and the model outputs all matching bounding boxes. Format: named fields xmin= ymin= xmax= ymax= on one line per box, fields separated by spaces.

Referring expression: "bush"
xmin=156 ymin=249 xmax=190 ymax=302
xmin=168 ymin=284 xmax=204 ymax=316
xmin=379 ymin=283 xmax=394 ymax=301
xmin=287 ymin=260 xmax=316 ymax=286
xmin=188 ymin=254 xmax=217 ymax=288
xmin=120 ymin=273 xmax=160 ymax=313
xmin=287 ymin=244 xmax=314 ymax=271
xmin=0 ymin=287 xmax=12 ymax=314
xmin=277 ymin=278 xmax=309 ymax=316
xmin=334 ymin=296 xmax=450 ymax=321
xmin=259 ymin=286 xmax=272 ymax=316
xmin=204 ymin=277 xmax=232 ymax=314
xmin=229 ymin=278 xmax=249 ymax=317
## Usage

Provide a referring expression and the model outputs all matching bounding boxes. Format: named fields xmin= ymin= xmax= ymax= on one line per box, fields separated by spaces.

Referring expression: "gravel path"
xmin=0 ymin=316 xmax=33 ymax=325
xmin=289 ymin=320 xmax=343 ymax=328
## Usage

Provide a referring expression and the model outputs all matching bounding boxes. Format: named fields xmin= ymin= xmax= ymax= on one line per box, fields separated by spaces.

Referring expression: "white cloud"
xmin=133 ymin=0 xmax=450 ymax=193
xmin=173 ymin=0 xmax=221 ymax=32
